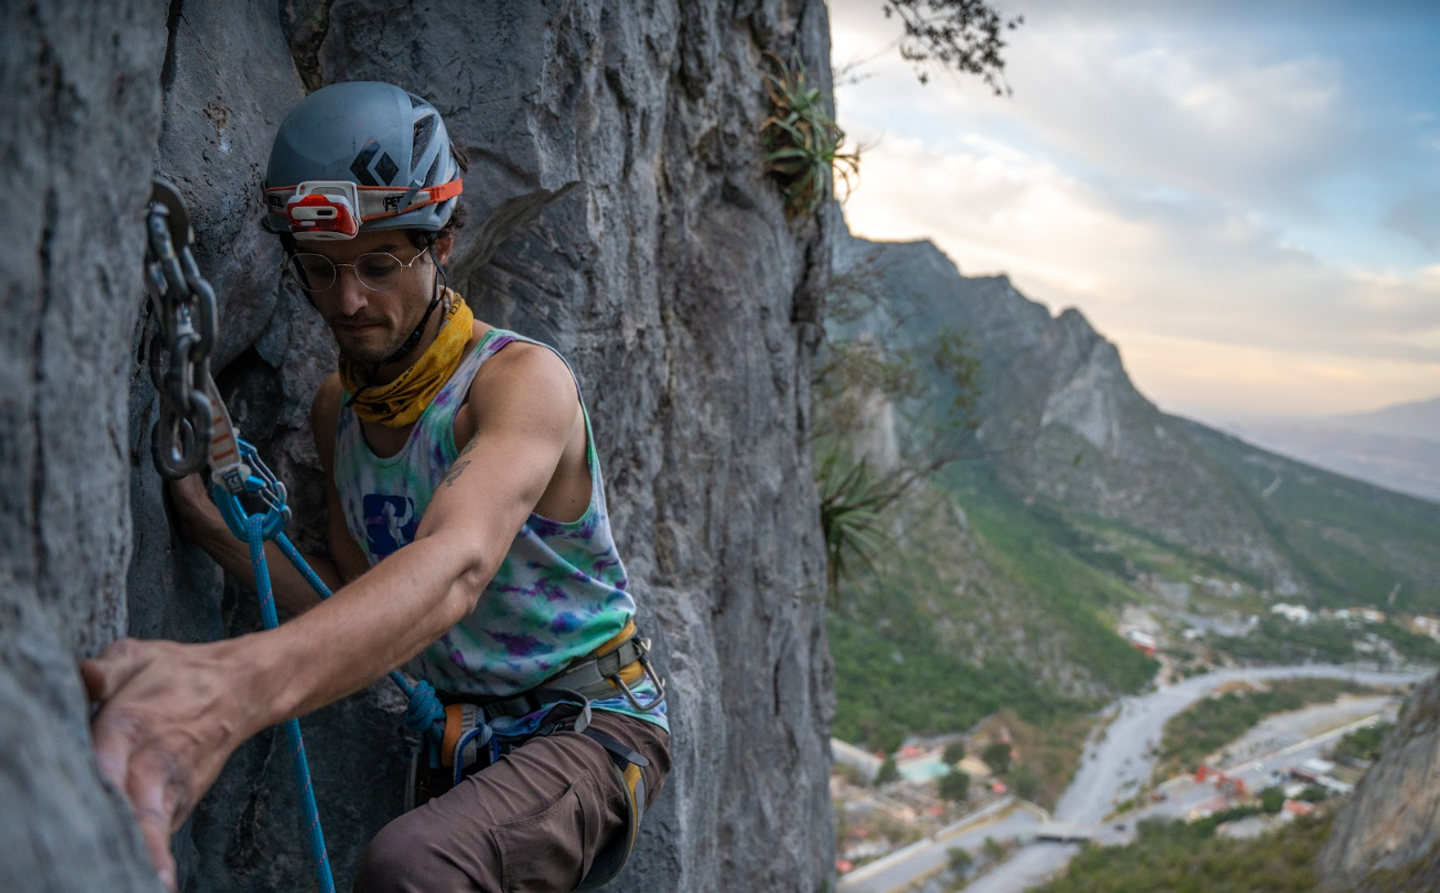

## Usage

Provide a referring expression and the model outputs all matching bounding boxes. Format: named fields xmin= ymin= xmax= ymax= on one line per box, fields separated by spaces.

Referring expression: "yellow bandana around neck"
xmin=340 ymin=289 xmax=475 ymax=428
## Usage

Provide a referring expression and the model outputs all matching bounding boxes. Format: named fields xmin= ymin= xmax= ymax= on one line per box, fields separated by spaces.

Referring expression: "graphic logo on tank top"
xmin=362 ymin=494 xmax=418 ymax=557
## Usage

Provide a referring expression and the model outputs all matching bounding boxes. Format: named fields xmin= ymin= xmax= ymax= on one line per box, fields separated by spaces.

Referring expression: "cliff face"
xmin=839 ymin=235 xmax=1301 ymax=592
xmin=1319 ymin=673 xmax=1440 ymax=893
xmin=3 ymin=2 xmax=835 ymax=891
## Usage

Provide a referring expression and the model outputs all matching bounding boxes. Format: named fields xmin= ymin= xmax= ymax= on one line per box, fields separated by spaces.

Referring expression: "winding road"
xmin=840 ymin=663 xmax=1432 ymax=893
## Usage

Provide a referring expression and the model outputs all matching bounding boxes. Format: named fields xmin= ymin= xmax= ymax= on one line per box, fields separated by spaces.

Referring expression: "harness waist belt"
xmin=476 ymin=634 xmax=658 ymax=720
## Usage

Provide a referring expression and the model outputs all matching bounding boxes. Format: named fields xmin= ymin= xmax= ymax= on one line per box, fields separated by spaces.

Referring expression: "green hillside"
xmin=1176 ymin=418 xmax=1440 ymax=614
xmin=828 ymin=466 xmax=1158 ymax=754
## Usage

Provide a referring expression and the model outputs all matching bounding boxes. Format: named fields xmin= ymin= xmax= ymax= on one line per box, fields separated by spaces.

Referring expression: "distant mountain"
xmin=841 ymin=236 xmax=1310 ymax=593
xmin=1333 ymin=394 xmax=1440 ymax=442
xmin=1225 ymin=400 xmax=1440 ymax=504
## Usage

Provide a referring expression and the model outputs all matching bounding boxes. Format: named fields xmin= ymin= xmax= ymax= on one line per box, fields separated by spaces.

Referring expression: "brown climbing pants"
xmin=353 ymin=710 xmax=670 ymax=893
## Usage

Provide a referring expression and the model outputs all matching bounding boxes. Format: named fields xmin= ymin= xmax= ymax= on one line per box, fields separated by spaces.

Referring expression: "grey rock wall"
xmin=4 ymin=1 xmax=836 ymax=891
xmin=1319 ymin=673 xmax=1440 ymax=893
xmin=2 ymin=2 xmax=170 ymax=891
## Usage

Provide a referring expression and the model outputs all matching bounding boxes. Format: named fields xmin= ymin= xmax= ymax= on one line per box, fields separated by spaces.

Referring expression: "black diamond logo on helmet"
xmin=375 ymin=152 xmax=400 ymax=185
xmin=351 ymin=139 xmax=382 ymax=186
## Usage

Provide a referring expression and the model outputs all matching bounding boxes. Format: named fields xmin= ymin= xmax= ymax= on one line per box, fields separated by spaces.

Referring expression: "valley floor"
xmin=834 ymin=665 xmax=1430 ymax=893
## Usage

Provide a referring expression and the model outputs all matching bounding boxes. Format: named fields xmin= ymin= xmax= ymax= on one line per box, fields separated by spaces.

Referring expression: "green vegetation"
xmin=1259 ymin=785 xmax=1286 ymax=813
xmin=985 ymin=709 xmax=1097 ymax=808
xmin=811 ymin=266 xmax=981 ymax=600
xmin=1032 ymin=814 xmax=1333 ymax=893
xmin=760 ymin=51 xmax=859 ymax=216
xmin=981 ymin=837 xmax=1006 ymax=862
xmin=943 ymin=741 xmax=967 ymax=764
xmin=1209 ymin=617 xmax=1440 ymax=667
xmin=1209 ymin=617 xmax=1357 ymax=664
xmin=981 ymin=741 xmax=1011 ymax=775
xmin=1375 ymin=622 xmax=1440 ymax=663
xmin=827 ymin=468 xmax=1155 ymax=788
xmin=1333 ymin=721 xmax=1392 ymax=763
xmin=938 ymin=768 xmax=970 ymax=803
xmin=1153 ymin=678 xmax=1378 ymax=780
xmin=937 ymin=469 xmax=1160 ymax=694
xmin=1177 ymin=420 xmax=1440 ymax=615
xmin=828 ymin=610 xmax=1064 ymax=752
xmin=946 ymin=846 xmax=973 ymax=875
xmin=880 ymin=0 xmax=1024 ymax=93
xmin=875 ymin=755 xmax=900 ymax=785
xmin=815 ymin=450 xmax=893 ymax=600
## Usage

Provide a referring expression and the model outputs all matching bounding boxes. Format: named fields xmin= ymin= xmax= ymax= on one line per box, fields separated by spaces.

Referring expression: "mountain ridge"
xmin=841 ymin=231 xmax=1440 ymax=611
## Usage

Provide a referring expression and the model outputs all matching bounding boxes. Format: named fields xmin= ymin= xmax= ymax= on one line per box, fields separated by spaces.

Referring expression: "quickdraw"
xmin=144 ymin=180 xmax=216 ymax=480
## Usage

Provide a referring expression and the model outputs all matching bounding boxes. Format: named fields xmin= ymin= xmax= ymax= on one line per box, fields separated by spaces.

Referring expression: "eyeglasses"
xmin=281 ymin=251 xmax=427 ymax=292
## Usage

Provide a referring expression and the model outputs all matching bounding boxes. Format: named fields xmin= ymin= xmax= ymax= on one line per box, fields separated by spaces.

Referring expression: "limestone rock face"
xmin=1319 ymin=673 xmax=1440 ymax=893
xmin=3 ymin=2 xmax=835 ymax=891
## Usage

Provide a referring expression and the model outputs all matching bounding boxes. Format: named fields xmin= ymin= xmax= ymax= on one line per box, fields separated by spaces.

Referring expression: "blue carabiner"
xmin=211 ymin=439 xmax=291 ymax=542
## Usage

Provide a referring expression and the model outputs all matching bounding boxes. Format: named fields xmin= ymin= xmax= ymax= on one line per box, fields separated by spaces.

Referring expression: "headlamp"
xmin=285 ymin=181 xmax=362 ymax=241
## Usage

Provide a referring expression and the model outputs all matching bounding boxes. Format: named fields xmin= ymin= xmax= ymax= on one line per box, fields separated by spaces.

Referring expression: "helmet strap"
xmin=380 ymin=240 xmax=446 ymax=365
xmin=345 ymin=237 xmax=450 ymax=405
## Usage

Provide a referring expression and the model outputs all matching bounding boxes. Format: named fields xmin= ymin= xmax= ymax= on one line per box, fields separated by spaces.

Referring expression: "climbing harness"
xmin=407 ymin=621 xmax=664 ymax=891
xmin=144 ymin=179 xmax=664 ymax=891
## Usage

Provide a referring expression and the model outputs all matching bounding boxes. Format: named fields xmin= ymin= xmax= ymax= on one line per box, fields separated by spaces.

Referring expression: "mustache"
xmin=329 ymin=315 xmax=387 ymax=327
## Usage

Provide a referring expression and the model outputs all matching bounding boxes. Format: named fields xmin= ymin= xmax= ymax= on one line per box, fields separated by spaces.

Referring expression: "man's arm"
xmin=81 ymin=344 xmax=582 ymax=889
xmin=163 ymin=374 xmax=367 ymax=615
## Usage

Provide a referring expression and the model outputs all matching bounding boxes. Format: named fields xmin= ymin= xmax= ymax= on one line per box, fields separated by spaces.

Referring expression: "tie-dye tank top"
xmin=332 ymin=327 xmax=667 ymax=735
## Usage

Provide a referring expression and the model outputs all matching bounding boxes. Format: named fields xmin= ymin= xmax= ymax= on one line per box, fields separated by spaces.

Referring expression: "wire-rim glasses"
xmin=281 ymin=251 xmax=427 ymax=293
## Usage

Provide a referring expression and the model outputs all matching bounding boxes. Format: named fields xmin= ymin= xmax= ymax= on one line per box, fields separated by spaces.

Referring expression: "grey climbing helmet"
xmin=264 ymin=81 xmax=463 ymax=241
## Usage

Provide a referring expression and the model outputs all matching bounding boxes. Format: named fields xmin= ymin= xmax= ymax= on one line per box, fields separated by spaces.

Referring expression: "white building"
xmin=1270 ymin=603 xmax=1313 ymax=624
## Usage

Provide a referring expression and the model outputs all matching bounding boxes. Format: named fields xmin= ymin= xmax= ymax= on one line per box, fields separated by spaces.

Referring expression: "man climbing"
xmin=83 ymin=81 xmax=669 ymax=892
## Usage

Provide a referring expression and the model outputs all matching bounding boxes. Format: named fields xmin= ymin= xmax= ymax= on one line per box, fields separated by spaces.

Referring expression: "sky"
xmin=826 ymin=0 xmax=1440 ymax=423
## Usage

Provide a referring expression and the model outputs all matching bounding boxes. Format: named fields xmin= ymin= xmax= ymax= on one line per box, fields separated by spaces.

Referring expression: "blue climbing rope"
xmin=270 ymin=530 xmax=448 ymax=761
xmin=216 ymin=439 xmax=448 ymax=892
xmin=246 ymin=516 xmax=335 ymax=893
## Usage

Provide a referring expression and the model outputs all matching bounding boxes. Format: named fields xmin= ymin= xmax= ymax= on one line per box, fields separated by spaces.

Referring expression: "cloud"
xmin=1384 ymin=188 xmax=1440 ymax=252
xmin=828 ymin=1 xmax=1440 ymax=418
xmin=839 ymin=128 xmax=1440 ymax=417
xmin=1115 ymin=330 xmax=1440 ymax=418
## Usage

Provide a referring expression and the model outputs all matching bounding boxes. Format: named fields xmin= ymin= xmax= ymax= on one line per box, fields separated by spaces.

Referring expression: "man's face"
xmin=294 ymin=230 xmax=436 ymax=365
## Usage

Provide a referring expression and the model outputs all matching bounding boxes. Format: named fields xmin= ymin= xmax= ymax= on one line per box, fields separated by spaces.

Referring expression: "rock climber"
xmin=82 ymin=80 xmax=669 ymax=892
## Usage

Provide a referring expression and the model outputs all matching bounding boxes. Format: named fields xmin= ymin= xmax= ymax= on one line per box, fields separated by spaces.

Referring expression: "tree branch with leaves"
xmin=882 ymin=0 xmax=1024 ymax=92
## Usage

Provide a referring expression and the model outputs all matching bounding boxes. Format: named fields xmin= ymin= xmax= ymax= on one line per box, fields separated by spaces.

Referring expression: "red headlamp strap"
xmin=265 ymin=178 xmax=464 ymax=234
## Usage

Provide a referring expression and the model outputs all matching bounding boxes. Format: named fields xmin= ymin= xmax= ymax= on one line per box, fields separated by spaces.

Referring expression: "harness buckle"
xmin=608 ymin=638 xmax=667 ymax=714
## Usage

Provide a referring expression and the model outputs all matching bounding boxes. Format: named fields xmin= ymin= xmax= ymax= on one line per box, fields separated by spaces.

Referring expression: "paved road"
xmin=840 ymin=799 xmax=1036 ymax=893
xmin=838 ymin=664 xmax=1431 ymax=893
xmin=1139 ymin=701 xmax=1401 ymax=826
xmin=1054 ymin=665 xmax=1426 ymax=826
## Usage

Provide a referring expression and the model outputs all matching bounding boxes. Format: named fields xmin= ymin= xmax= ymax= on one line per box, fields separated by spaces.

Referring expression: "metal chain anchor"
xmin=145 ymin=178 xmax=218 ymax=480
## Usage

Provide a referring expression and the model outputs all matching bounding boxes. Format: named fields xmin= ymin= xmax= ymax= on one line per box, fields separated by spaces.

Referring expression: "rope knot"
xmin=401 ymin=679 xmax=447 ymax=740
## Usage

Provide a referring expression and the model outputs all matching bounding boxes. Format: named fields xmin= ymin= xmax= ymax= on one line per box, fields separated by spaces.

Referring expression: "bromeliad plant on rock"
xmin=760 ymin=50 xmax=861 ymax=217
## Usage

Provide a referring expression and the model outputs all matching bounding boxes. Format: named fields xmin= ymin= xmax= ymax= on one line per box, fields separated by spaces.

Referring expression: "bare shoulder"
xmin=470 ymin=340 xmax=577 ymax=414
